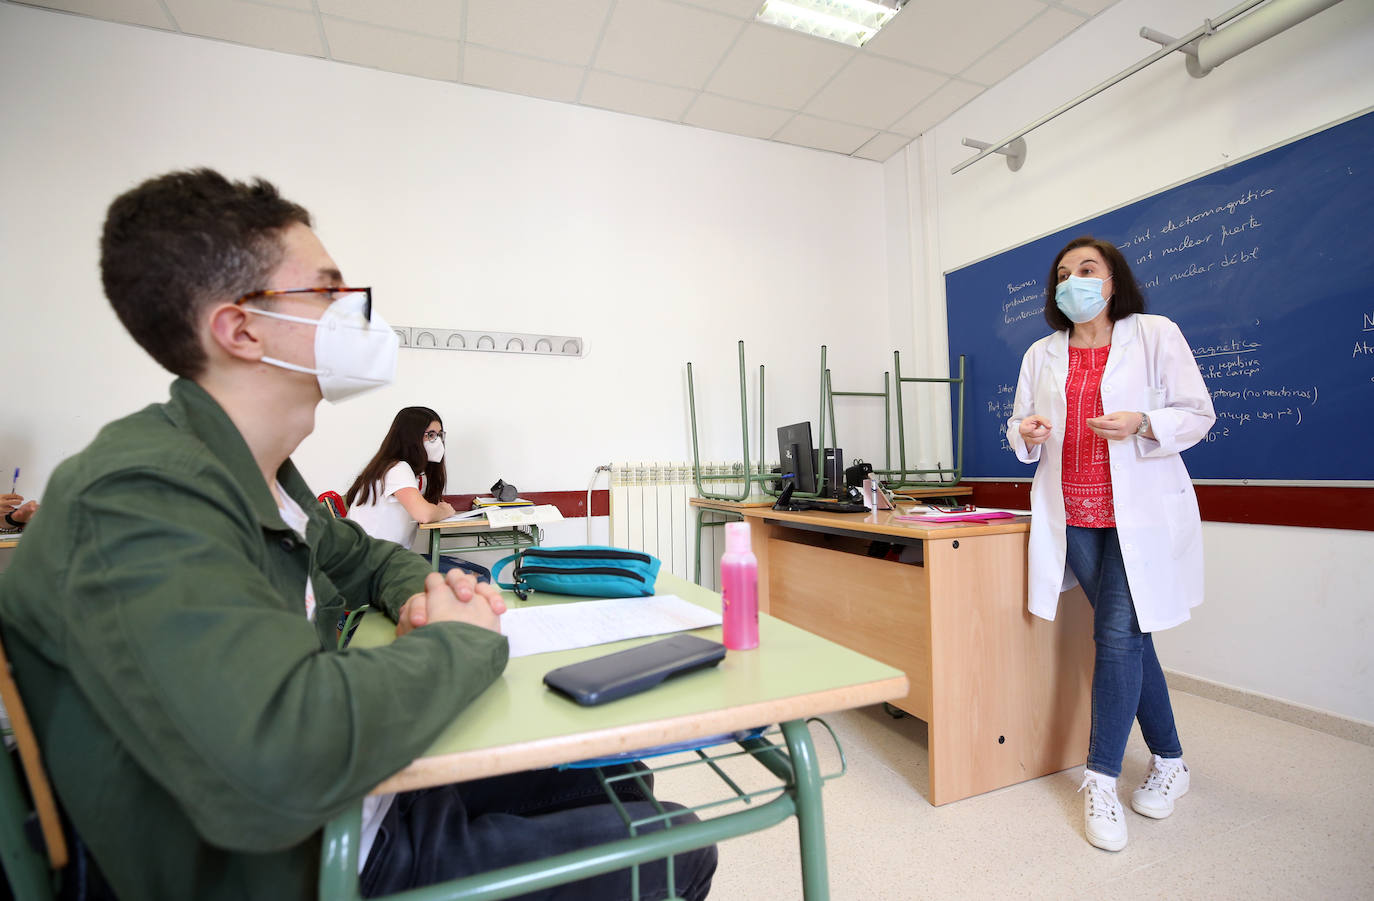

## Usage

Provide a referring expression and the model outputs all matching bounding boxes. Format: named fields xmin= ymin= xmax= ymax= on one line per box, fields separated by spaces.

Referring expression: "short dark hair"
xmin=1043 ymin=236 xmax=1147 ymax=332
xmin=100 ymin=168 xmax=312 ymax=377
xmin=345 ymin=407 xmax=447 ymax=509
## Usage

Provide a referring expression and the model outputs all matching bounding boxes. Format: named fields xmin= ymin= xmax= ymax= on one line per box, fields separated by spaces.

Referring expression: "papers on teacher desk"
xmin=500 ymin=595 xmax=721 ymax=658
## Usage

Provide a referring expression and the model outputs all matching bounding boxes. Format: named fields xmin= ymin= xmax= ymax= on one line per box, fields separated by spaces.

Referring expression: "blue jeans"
xmin=1065 ymin=526 xmax=1183 ymax=778
xmin=360 ymin=764 xmax=717 ymax=900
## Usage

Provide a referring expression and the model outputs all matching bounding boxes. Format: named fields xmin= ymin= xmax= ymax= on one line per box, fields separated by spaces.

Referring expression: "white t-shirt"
xmin=347 ymin=461 xmax=422 ymax=550
xmin=278 ymin=483 xmax=394 ymax=872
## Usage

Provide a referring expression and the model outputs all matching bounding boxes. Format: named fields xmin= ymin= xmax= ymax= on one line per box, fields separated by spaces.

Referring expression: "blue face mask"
xmin=1055 ymin=275 xmax=1111 ymax=324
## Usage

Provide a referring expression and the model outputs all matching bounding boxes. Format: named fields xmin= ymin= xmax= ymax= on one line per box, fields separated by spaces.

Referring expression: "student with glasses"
xmin=0 ymin=168 xmax=716 ymax=901
xmin=346 ymin=407 xmax=491 ymax=582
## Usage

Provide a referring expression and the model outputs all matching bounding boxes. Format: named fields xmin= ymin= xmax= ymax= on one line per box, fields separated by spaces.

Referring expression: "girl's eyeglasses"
xmin=423 ymin=430 xmax=446 ymax=442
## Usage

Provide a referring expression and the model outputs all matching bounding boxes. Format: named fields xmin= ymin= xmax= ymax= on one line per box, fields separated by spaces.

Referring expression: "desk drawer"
xmin=768 ymin=539 xmax=932 ymax=721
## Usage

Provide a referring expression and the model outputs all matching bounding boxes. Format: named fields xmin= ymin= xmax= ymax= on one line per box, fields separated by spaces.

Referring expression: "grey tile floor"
xmin=658 ymin=692 xmax=1374 ymax=900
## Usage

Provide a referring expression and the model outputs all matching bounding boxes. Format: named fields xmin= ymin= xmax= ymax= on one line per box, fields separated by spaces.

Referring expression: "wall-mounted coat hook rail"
xmin=393 ymin=326 xmax=585 ymax=357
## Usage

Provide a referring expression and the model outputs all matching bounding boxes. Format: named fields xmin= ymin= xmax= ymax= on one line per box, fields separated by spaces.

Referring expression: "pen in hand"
xmin=9 ymin=468 xmax=17 ymax=495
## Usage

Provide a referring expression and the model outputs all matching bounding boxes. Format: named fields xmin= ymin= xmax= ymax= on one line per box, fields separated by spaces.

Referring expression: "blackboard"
xmin=945 ymin=110 xmax=1374 ymax=482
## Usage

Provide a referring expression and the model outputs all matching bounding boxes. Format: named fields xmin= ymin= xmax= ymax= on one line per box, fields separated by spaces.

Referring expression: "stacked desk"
xmin=693 ymin=498 xmax=1093 ymax=806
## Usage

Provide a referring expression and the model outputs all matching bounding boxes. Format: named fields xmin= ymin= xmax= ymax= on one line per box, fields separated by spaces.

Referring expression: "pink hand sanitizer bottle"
xmin=721 ymin=521 xmax=759 ymax=650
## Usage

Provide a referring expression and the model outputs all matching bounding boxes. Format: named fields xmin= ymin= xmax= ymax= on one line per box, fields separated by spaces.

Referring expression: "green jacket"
xmin=0 ymin=379 xmax=509 ymax=899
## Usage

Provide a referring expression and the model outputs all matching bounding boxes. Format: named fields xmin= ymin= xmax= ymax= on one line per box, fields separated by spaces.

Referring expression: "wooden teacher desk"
xmin=698 ymin=499 xmax=1093 ymax=806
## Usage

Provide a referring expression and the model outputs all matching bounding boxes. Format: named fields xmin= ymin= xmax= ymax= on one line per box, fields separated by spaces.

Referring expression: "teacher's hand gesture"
xmin=1019 ymin=415 xmax=1053 ymax=446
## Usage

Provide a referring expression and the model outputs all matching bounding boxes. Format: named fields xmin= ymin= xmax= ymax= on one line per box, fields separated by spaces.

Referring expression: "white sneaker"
xmin=1131 ymin=755 xmax=1189 ymax=819
xmin=1080 ymin=774 xmax=1127 ymax=851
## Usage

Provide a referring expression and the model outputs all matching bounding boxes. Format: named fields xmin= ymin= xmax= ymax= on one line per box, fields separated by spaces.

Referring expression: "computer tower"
xmin=813 ymin=447 xmax=844 ymax=498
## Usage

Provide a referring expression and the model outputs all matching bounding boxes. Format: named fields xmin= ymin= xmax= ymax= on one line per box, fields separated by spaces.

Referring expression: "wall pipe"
xmin=952 ymin=0 xmax=1343 ymax=175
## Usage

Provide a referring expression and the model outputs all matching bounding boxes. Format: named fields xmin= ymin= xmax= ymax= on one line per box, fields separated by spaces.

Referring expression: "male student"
xmin=0 ymin=169 xmax=716 ymax=900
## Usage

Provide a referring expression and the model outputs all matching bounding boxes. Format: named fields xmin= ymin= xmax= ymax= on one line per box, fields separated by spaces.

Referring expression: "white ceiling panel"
xmin=707 ymin=23 xmax=854 ymax=110
xmin=865 ymin=0 xmax=1045 ymax=76
xmin=687 ymin=93 xmax=796 ymax=140
xmin=674 ymin=0 xmax=763 ymax=18
xmin=803 ymin=54 xmax=947 ymax=130
xmin=581 ymin=70 xmax=698 ymax=122
xmin=594 ymin=0 xmax=743 ymax=89
xmin=162 ymin=0 xmax=324 ymax=56
xmin=1056 ymin=0 xmax=1116 ymax=14
xmin=888 ymin=78 xmax=984 ymax=136
xmin=21 ymin=0 xmax=1117 ymax=159
xmin=774 ymin=114 xmax=876 ymax=155
xmin=682 ymin=92 xmax=793 ymax=140
xmin=323 ymin=16 xmax=460 ymax=82
xmin=961 ymin=6 xmax=1084 ymax=85
xmin=18 ymin=0 xmax=173 ymax=28
xmin=465 ymin=0 xmax=613 ymax=67
xmin=316 ymin=0 xmax=461 ymax=41
xmin=461 ymin=45 xmax=584 ymax=104
xmin=853 ymin=131 xmax=912 ymax=162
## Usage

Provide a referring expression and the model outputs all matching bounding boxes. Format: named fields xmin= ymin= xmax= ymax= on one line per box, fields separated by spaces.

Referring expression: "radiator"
xmin=609 ymin=462 xmax=763 ymax=591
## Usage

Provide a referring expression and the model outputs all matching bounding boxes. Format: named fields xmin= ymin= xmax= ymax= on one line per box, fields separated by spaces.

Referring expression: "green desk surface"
xmin=351 ymin=572 xmax=907 ymax=794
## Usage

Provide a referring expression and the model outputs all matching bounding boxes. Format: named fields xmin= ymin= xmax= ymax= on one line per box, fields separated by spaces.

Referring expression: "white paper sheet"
xmin=485 ymin=505 xmax=564 ymax=528
xmin=500 ymin=594 xmax=722 ymax=658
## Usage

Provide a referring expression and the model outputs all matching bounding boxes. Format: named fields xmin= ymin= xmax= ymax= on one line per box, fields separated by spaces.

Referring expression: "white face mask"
xmin=424 ymin=437 xmax=445 ymax=463
xmin=245 ymin=292 xmax=398 ymax=403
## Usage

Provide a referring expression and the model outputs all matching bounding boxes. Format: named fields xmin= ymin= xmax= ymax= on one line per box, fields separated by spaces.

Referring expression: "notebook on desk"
xmin=486 ymin=504 xmax=564 ymax=527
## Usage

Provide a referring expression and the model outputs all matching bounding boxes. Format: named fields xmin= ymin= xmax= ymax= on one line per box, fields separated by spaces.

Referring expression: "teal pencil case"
xmin=493 ymin=546 xmax=661 ymax=599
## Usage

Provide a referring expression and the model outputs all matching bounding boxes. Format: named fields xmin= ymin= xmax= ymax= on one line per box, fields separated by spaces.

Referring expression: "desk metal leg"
xmin=781 ymin=719 xmax=829 ymax=901
xmin=429 ymin=529 xmax=442 ymax=572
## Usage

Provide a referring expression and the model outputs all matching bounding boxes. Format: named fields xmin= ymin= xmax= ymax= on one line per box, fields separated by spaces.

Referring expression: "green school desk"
xmin=318 ymin=573 xmax=907 ymax=901
xmin=416 ymin=517 xmax=542 ymax=571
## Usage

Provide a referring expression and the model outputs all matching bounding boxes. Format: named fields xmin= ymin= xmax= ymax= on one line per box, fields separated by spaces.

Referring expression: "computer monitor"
xmin=777 ymin=422 xmax=818 ymax=495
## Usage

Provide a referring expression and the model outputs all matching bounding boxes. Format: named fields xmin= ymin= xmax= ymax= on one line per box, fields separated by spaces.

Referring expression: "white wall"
xmin=0 ymin=4 xmax=896 ymax=512
xmin=898 ymin=0 xmax=1374 ymax=723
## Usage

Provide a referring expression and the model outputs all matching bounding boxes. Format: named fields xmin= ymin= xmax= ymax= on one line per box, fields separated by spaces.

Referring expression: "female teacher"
xmin=1006 ymin=236 xmax=1216 ymax=853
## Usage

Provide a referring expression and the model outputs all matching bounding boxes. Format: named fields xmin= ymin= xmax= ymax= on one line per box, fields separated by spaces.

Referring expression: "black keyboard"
xmin=788 ymin=498 xmax=870 ymax=514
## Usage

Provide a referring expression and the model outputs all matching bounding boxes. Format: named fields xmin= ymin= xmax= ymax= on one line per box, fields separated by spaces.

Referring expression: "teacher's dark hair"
xmin=101 ymin=168 xmax=312 ymax=378
xmin=1043 ymin=236 xmax=1147 ymax=332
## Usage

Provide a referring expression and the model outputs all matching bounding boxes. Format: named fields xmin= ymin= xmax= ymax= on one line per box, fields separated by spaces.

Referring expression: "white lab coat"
xmin=1006 ymin=314 xmax=1216 ymax=633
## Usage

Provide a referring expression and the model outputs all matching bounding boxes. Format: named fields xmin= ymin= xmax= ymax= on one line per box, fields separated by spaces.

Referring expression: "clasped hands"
xmin=395 ymin=570 xmax=506 ymax=638
xmin=1018 ymin=411 xmax=1146 ymax=446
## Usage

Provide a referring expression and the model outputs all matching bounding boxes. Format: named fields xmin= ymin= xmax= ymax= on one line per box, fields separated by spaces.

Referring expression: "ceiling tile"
xmin=773 ymin=114 xmax=877 ymax=155
xmin=888 ymin=78 xmax=983 ymax=136
xmin=853 ymin=132 xmax=914 ymax=162
xmin=162 ymin=0 xmax=324 ymax=55
xmin=961 ymin=7 xmax=1084 ymax=85
xmin=316 ymin=0 xmax=461 ymax=41
xmin=682 ymin=92 xmax=792 ymax=139
xmin=323 ymin=16 xmax=460 ymax=81
xmin=865 ymin=0 xmax=1044 ymax=76
xmin=803 ymin=55 xmax=946 ymax=130
xmin=595 ymin=0 xmax=743 ymax=89
xmin=707 ymin=23 xmax=854 ymax=109
xmin=18 ymin=0 xmax=173 ymax=28
xmin=580 ymin=71 xmax=697 ymax=121
xmin=673 ymin=0 xmax=764 ymax=18
xmin=1056 ymin=0 xmax=1117 ymax=14
xmin=465 ymin=0 xmax=612 ymax=66
xmin=461 ymin=45 xmax=585 ymax=104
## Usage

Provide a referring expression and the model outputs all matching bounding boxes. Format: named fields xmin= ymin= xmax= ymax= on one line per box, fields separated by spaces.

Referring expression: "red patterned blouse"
xmin=1063 ymin=345 xmax=1116 ymax=527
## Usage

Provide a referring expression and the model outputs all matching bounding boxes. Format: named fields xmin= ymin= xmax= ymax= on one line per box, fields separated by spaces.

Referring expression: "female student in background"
xmin=346 ymin=406 xmax=490 ymax=581
xmin=1006 ymin=236 xmax=1216 ymax=853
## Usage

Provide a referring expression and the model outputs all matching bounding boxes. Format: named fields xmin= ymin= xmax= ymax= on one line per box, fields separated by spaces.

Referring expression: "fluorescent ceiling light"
xmin=756 ymin=0 xmax=901 ymax=48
